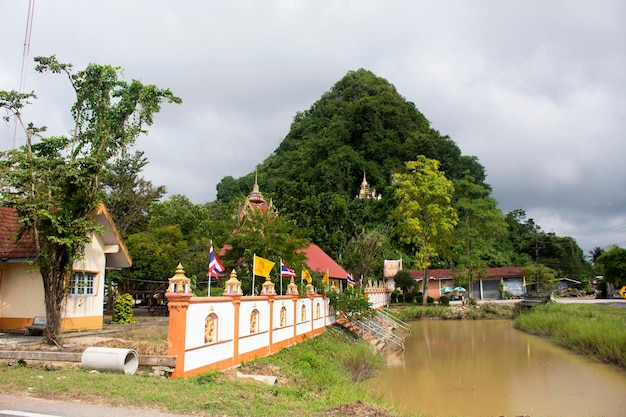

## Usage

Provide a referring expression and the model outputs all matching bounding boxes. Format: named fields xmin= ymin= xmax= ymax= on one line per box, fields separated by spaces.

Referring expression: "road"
xmin=554 ymin=297 xmax=626 ymax=308
xmin=0 ymin=394 xmax=193 ymax=417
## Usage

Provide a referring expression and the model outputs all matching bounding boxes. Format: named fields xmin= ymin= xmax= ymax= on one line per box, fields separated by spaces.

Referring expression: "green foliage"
xmin=596 ymin=245 xmax=626 ymax=288
xmin=0 ymin=55 xmax=179 ymax=343
xmin=225 ymin=205 xmax=308 ymax=295
xmin=341 ymin=227 xmax=387 ymax=280
xmin=393 ymin=270 xmax=415 ymax=299
xmin=523 ymin=263 xmax=558 ymax=292
xmin=438 ymin=295 xmax=450 ymax=306
xmin=327 ymin=288 xmax=371 ymax=319
xmin=112 ymin=293 xmax=137 ymax=324
xmin=391 ymin=157 xmax=458 ymax=304
xmin=391 ymin=303 xmax=515 ymax=321
xmin=101 ymin=151 xmax=166 ymax=238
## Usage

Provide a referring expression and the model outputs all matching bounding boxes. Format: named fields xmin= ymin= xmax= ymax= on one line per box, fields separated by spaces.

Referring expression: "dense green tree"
xmin=539 ymin=234 xmax=588 ymax=280
xmin=523 ymin=263 xmax=558 ymax=292
xmin=0 ymin=56 xmax=180 ymax=344
xmin=451 ymin=178 xmax=508 ymax=295
xmin=225 ymin=206 xmax=308 ymax=295
xmin=116 ymin=225 xmax=187 ymax=293
xmin=393 ymin=270 xmax=416 ymax=302
xmin=101 ymin=150 xmax=166 ymax=238
xmin=596 ymin=245 xmax=626 ymax=288
xmin=116 ymin=195 xmax=237 ymax=293
xmin=342 ymin=227 xmax=388 ymax=282
xmin=391 ymin=157 xmax=458 ymax=305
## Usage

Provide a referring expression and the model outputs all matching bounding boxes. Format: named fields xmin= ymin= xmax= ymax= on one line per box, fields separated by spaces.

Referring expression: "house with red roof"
xmin=298 ymin=243 xmax=350 ymax=290
xmin=408 ymin=267 xmax=526 ymax=300
xmin=0 ymin=204 xmax=131 ymax=333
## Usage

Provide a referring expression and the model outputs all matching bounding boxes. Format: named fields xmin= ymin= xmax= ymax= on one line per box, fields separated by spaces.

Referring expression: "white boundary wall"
xmin=166 ymin=293 xmax=335 ymax=378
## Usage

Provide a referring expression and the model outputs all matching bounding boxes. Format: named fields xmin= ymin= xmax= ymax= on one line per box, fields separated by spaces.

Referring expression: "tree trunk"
xmin=422 ymin=267 xmax=429 ymax=306
xmin=39 ymin=246 xmax=71 ymax=345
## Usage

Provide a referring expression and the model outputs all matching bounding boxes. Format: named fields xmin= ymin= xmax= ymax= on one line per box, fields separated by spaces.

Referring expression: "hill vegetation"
xmin=110 ymin=69 xmax=593 ymax=292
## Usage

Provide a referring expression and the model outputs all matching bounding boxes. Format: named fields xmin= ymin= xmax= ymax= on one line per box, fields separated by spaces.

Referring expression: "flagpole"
xmin=252 ymin=253 xmax=256 ymax=296
xmin=279 ymin=258 xmax=283 ymax=296
xmin=208 ymin=239 xmax=212 ymax=297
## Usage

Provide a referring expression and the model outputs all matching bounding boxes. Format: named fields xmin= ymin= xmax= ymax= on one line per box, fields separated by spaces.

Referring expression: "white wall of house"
xmin=0 ymin=232 xmax=108 ymax=331
xmin=62 ymin=232 xmax=107 ymax=322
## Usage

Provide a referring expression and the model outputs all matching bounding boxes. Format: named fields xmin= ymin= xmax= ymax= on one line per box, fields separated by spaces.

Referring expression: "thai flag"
xmin=280 ymin=260 xmax=296 ymax=277
xmin=207 ymin=244 xmax=225 ymax=279
xmin=347 ymin=274 xmax=355 ymax=286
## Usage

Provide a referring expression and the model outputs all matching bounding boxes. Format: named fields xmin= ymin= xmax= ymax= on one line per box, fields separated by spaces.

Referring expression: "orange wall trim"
xmin=0 ymin=316 xmax=102 ymax=332
xmin=166 ymin=292 xmax=336 ymax=378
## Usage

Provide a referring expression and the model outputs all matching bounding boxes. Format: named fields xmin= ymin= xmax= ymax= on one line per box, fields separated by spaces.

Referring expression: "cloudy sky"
xmin=1 ymin=1 xmax=624 ymax=255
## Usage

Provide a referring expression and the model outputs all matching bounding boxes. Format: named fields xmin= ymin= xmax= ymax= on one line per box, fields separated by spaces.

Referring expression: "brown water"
xmin=370 ymin=320 xmax=626 ymax=417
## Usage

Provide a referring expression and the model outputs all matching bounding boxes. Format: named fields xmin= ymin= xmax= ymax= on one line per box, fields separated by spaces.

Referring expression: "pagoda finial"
xmin=252 ymin=167 xmax=260 ymax=193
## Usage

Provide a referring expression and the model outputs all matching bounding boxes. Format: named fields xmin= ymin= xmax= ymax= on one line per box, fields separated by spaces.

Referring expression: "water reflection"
xmin=371 ymin=320 xmax=626 ymax=417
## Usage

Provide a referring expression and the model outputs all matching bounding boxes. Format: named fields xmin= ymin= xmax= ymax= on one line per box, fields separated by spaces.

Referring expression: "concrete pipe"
xmin=81 ymin=347 xmax=139 ymax=375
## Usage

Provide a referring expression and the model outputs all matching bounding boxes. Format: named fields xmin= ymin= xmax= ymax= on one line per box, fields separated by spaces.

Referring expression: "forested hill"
xmin=213 ymin=69 xmax=589 ymax=280
xmin=217 ymin=69 xmax=488 ymax=202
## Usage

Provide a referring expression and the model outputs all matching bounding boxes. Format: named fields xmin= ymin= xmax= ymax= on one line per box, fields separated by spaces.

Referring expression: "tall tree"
xmin=342 ymin=227 xmax=387 ymax=282
xmin=391 ymin=157 xmax=458 ymax=305
xmin=596 ymin=245 xmax=626 ymax=289
xmin=101 ymin=150 xmax=166 ymax=238
xmin=0 ymin=56 xmax=180 ymax=344
xmin=225 ymin=207 xmax=308 ymax=295
xmin=523 ymin=263 xmax=558 ymax=292
xmin=452 ymin=177 xmax=508 ymax=296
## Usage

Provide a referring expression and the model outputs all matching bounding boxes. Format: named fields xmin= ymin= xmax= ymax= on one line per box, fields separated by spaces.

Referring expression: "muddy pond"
xmin=370 ymin=320 xmax=626 ymax=417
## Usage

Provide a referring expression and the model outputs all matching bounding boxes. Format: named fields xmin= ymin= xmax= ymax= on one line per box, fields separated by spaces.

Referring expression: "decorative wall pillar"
xmin=224 ymin=270 xmax=242 ymax=364
xmin=286 ymin=277 xmax=298 ymax=295
xmin=166 ymin=264 xmax=192 ymax=378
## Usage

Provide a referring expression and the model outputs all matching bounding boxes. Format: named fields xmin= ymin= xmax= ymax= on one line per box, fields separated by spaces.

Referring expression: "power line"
xmin=579 ymin=223 xmax=626 ymax=239
xmin=13 ymin=0 xmax=36 ymax=148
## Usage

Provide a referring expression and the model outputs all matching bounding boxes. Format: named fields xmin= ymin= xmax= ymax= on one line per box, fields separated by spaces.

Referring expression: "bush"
xmin=391 ymin=290 xmax=400 ymax=303
xmin=438 ymin=295 xmax=450 ymax=306
xmin=112 ymin=293 xmax=137 ymax=324
xmin=404 ymin=292 xmax=415 ymax=303
xmin=427 ymin=296 xmax=434 ymax=305
xmin=327 ymin=288 xmax=371 ymax=319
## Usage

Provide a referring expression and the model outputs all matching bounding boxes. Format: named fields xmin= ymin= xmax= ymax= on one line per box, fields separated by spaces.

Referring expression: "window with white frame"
xmin=68 ymin=272 xmax=96 ymax=296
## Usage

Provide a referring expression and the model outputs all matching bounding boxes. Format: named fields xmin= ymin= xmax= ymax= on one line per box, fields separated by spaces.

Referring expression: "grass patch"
xmin=389 ymin=303 xmax=515 ymax=321
xmin=0 ymin=326 xmax=396 ymax=416
xmin=514 ymin=303 xmax=626 ymax=368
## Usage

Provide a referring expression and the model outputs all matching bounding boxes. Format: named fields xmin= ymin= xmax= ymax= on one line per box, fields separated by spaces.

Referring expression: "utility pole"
xmin=534 ymin=221 xmax=541 ymax=290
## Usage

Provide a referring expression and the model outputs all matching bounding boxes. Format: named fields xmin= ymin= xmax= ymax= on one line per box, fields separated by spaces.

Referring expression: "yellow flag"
xmin=322 ymin=269 xmax=329 ymax=284
xmin=254 ymin=255 xmax=275 ymax=278
xmin=302 ymin=269 xmax=312 ymax=284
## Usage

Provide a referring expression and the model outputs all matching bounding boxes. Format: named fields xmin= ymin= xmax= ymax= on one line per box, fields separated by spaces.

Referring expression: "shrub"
xmin=112 ymin=293 xmax=137 ymax=324
xmin=438 ymin=295 xmax=450 ymax=306
xmin=404 ymin=292 xmax=415 ymax=303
